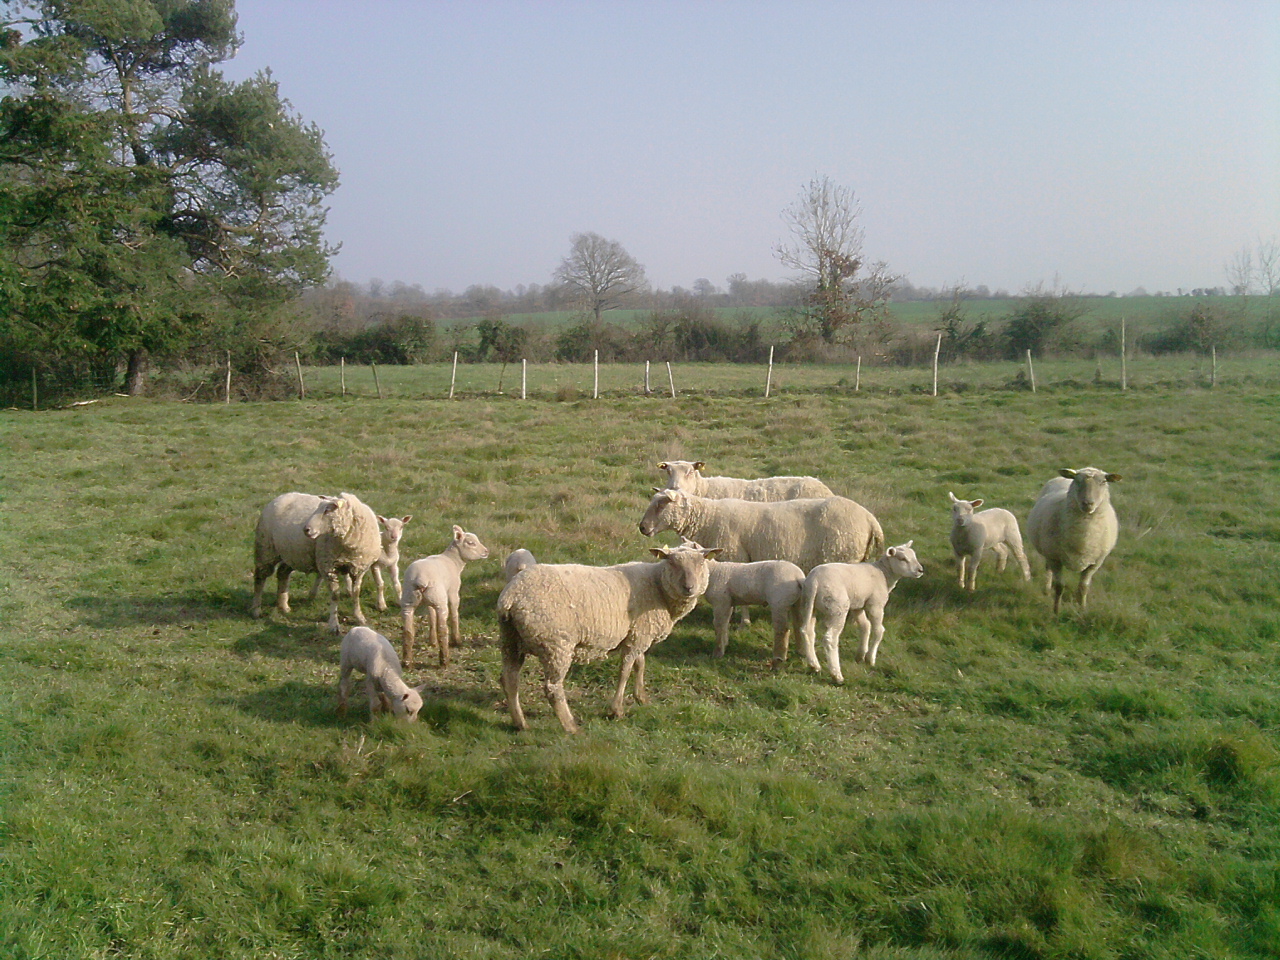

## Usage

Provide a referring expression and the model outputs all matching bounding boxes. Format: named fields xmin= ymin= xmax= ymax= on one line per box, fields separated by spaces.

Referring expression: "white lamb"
xmin=251 ymin=491 xmax=382 ymax=633
xmin=503 ymin=548 xmax=537 ymax=583
xmin=948 ymin=492 xmax=1031 ymax=591
xmin=1026 ymin=467 xmax=1122 ymax=614
xmin=497 ymin=541 xmax=720 ymax=734
xmin=371 ymin=514 xmax=412 ymax=611
xmin=400 ymin=525 xmax=490 ymax=668
xmin=337 ymin=626 xmax=425 ymax=721
xmin=703 ymin=559 xmax=806 ymax=665
xmin=658 ymin=459 xmax=834 ymax=501
xmin=639 ymin=488 xmax=884 ymax=572
xmin=798 ymin=542 xmax=925 ymax=682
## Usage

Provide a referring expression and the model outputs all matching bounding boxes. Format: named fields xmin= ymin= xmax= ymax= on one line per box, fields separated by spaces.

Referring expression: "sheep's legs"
xmin=365 ymin=677 xmax=383 ymax=717
xmin=610 ymin=647 xmax=646 ymax=719
xmin=448 ymin=598 xmax=461 ymax=659
xmin=822 ymin=606 xmax=851 ymax=684
xmin=542 ymin=651 xmax=578 ymax=734
xmin=712 ymin=602 xmax=733 ymax=657
xmin=372 ymin=565 xmax=387 ymax=611
xmin=429 ymin=605 xmax=447 ymax=668
xmin=1077 ymin=562 xmax=1103 ymax=609
xmin=275 ymin=565 xmax=294 ymax=614
xmin=348 ymin=570 xmax=369 ymax=626
xmin=1012 ymin=542 xmax=1032 ymax=581
xmin=1049 ymin=566 xmax=1066 ymax=615
xmin=863 ymin=610 xmax=886 ymax=666
xmin=956 ymin=555 xmax=968 ymax=590
xmin=799 ymin=614 xmax=822 ymax=673
xmin=499 ymin=627 xmax=528 ymax=731
xmin=965 ymin=546 xmax=984 ymax=591
xmin=250 ymin=562 xmax=274 ymax=618
xmin=401 ymin=605 xmax=418 ymax=669
xmin=770 ymin=607 xmax=791 ymax=666
xmin=325 ymin=574 xmax=344 ymax=634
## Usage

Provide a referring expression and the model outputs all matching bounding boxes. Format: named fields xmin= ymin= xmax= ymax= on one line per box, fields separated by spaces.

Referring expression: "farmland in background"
xmin=2 ymin=374 xmax=1279 ymax=958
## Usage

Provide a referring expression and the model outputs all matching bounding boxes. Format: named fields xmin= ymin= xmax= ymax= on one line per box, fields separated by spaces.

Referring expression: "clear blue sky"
xmin=222 ymin=0 xmax=1279 ymax=296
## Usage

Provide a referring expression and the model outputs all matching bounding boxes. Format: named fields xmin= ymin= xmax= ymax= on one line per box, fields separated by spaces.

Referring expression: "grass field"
xmin=2 ymin=367 xmax=1280 ymax=958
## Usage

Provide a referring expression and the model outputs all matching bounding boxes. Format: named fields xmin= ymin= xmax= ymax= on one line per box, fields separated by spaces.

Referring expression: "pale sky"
xmin=222 ymin=1 xmax=1280 ymax=296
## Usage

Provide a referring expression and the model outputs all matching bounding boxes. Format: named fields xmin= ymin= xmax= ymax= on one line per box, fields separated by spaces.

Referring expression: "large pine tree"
xmin=0 ymin=0 xmax=338 ymax=394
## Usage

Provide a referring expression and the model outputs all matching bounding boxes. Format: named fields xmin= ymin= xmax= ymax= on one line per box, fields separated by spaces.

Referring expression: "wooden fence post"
xmin=340 ymin=357 xmax=346 ymax=397
xmin=294 ymin=351 xmax=305 ymax=399
xmin=593 ymin=350 xmax=599 ymax=399
xmin=932 ymin=333 xmax=942 ymax=397
xmin=1211 ymin=345 xmax=1217 ymax=387
xmin=371 ymin=362 xmax=383 ymax=399
xmin=855 ymin=355 xmax=861 ymax=392
xmin=1121 ymin=317 xmax=1127 ymax=391
xmin=645 ymin=360 xmax=651 ymax=395
xmin=449 ymin=351 xmax=458 ymax=399
xmin=1025 ymin=349 xmax=1036 ymax=393
xmin=666 ymin=361 xmax=676 ymax=398
xmin=225 ymin=351 xmax=232 ymax=404
xmin=522 ymin=359 xmax=527 ymax=399
xmin=765 ymin=345 xmax=774 ymax=398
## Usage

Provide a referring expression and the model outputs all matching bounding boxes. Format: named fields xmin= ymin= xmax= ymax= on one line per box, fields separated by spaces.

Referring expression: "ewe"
xmin=503 ymin=548 xmax=537 ymax=583
xmin=338 ymin=626 xmax=425 ymax=721
xmin=497 ymin=541 xmax=719 ymax=734
xmin=658 ymin=459 xmax=834 ymax=501
xmin=251 ymin=492 xmax=381 ymax=633
xmin=1026 ymin=467 xmax=1121 ymax=614
xmin=948 ymin=492 xmax=1031 ymax=591
xmin=798 ymin=542 xmax=924 ymax=682
xmin=400 ymin=525 xmax=490 ymax=668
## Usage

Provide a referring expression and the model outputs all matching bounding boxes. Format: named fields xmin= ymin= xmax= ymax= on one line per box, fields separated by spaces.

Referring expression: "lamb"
xmin=658 ymin=459 xmax=834 ymax=501
xmin=703 ymin=559 xmax=806 ymax=665
xmin=400 ymin=525 xmax=490 ymax=668
xmin=337 ymin=626 xmax=425 ymax=721
xmin=948 ymin=492 xmax=1031 ymax=591
xmin=1026 ymin=467 xmax=1122 ymax=614
xmin=638 ymin=488 xmax=884 ymax=572
xmin=497 ymin=541 xmax=720 ymax=733
xmin=371 ymin=514 xmax=412 ymax=611
xmin=251 ymin=491 xmax=382 ymax=633
xmin=503 ymin=548 xmax=537 ymax=583
xmin=797 ymin=542 xmax=925 ymax=682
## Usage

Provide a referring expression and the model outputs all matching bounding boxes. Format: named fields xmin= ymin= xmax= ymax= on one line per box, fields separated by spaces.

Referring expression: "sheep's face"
xmin=652 ymin=542 xmax=719 ymax=598
xmin=452 ymin=525 xmax=490 ymax=562
xmin=304 ymin=497 xmax=343 ymax=540
xmin=885 ymin=541 xmax=925 ymax=580
xmin=639 ymin=489 xmax=685 ymax=536
xmin=1062 ymin=468 xmax=1121 ymax=516
xmin=379 ymin=515 xmax=412 ymax=549
xmin=389 ymin=686 xmax=424 ymax=722
xmin=657 ymin=459 xmax=705 ymax=492
xmin=948 ymin=492 xmax=982 ymax=524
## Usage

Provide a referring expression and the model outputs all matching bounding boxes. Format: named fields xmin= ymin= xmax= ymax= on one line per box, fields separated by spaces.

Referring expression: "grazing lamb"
xmin=400 ymin=525 xmax=490 ymax=668
xmin=251 ymin=491 xmax=382 ymax=633
xmin=371 ymin=514 xmax=412 ymax=611
xmin=503 ymin=548 xmax=537 ymax=583
xmin=638 ymin=488 xmax=884 ymax=572
xmin=704 ymin=559 xmax=806 ymax=665
xmin=337 ymin=626 xmax=425 ymax=721
xmin=798 ymin=542 xmax=925 ymax=682
xmin=1026 ymin=467 xmax=1122 ymax=614
xmin=497 ymin=542 xmax=720 ymax=734
xmin=948 ymin=492 xmax=1031 ymax=591
xmin=658 ymin=459 xmax=834 ymax=501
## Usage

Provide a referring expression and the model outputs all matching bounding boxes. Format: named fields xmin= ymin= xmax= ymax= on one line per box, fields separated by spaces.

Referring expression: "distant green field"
xmin=2 ymin=369 xmax=1279 ymax=958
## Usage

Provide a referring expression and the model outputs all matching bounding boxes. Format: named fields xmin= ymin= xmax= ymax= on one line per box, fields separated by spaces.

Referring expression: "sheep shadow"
xmin=234 ymin=680 xmax=342 ymax=728
xmin=231 ymin=620 xmax=343 ymax=664
xmin=68 ymin=587 xmax=247 ymax=628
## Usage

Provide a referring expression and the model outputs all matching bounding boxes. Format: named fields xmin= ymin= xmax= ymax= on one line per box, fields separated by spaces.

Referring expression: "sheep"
xmin=337 ymin=626 xmax=426 ymax=721
xmin=371 ymin=514 xmax=412 ymax=611
xmin=658 ymin=459 xmax=835 ymax=501
xmin=638 ymin=488 xmax=884 ymax=572
xmin=497 ymin=541 xmax=720 ymax=734
xmin=797 ymin=541 xmax=925 ymax=682
xmin=948 ymin=491 xmax=1031 ymax=591
xmin=503 ymin=548 xmax=537 ymax=583
xmin=703 ymin=559 xmax=806 ymax=665
xmin=251 ymin=491 xmax=382 ymax=633
xmin=400 ymin=525 xmax=490 ymax=668
xmin=1026 ymin=467 xmax=1122 ymax=614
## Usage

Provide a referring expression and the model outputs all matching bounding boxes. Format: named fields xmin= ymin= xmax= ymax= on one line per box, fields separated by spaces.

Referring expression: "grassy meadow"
xmin=2 ymin=365 xmax=1280 ymax=958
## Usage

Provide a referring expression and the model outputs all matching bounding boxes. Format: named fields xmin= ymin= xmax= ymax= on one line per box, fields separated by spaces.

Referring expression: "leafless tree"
xmin=774 ymin=176 xmax=897 ymax=344
xmin=1225 ymin=246 xmax=1255 ymax=296
xmin=554 ymin=232 xmax=648 ymax=323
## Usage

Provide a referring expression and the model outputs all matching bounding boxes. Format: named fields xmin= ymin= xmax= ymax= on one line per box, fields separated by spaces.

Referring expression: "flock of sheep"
xmin=250 ymin=459 xmax=1121 ymax=734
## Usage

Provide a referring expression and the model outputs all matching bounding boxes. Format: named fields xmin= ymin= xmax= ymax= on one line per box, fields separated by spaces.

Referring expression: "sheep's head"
xmin=389 ymin=684 xmax=427 ymax=722
xmin=651 ymin=541 xmax=720 ymax=599
xmin=1061 ymin=468 xmax=1121 ymax=516
xmin=656 ymin=459 xmax=704 ymax=491
xmin=304 ymin=495 xmax=348 ymax=540
xmin=452 ymin=525 xmax=490 ymax=562
xmin=378 ymin=514 xmax=412 ymax=549
xmin=639 ymin=488 xmax=687 ymax=536
xmin=948 ymin=491 xmax=983 ymax=522
xmin=884 ymin=541 xmax=925 ymax=580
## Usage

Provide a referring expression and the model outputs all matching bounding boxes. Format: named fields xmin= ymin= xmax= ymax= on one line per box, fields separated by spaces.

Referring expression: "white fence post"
xmin=522 ymin=358 xmax=527 ymax=399
xmin=449 ymin=351 xmax=458 ymax=399
xmin=932 ymin=333 xmax=942 ymax=397
xmin=1121 ymin=317 xmax=1127 ymax=391
xmin=593 ymin=350 xmax=599 ymax=399
xmin=1025 ymin=349 xmax=1036 ymax=393
xmin=856 ymin=355 xmax=861 ymax=392
xmin=765 ymin=345 xmax=774 ymax=398
xmin=645 ymin=360 xmax=651 ymax=394
xmin=225 ymin=351 xmax=232 ymax=404
xmin=666 ymin=361 xmax=676 ymax=398
xmin=294 ymin=351 xmax=305 ymax=399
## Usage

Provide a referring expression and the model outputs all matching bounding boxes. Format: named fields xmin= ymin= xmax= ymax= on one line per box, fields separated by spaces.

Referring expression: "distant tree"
xmin=553 ymin=232 xmax=648 ymax=324
xmin=1002 ymin=284 xmax=1087 ymax=358
xmin=0 ymin=0 xmax=337 ymax=394
xmin=774 ymin=176 xmax=896 ymax=344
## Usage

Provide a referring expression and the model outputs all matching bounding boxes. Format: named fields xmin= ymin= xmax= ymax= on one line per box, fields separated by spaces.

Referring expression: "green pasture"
xmin=2 ymin=372 xmax=1279 ymax=958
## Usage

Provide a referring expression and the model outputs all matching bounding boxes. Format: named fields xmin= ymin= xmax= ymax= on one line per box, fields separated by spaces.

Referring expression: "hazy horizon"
xmin=222 ymin=1 xmax=1280 ymax=297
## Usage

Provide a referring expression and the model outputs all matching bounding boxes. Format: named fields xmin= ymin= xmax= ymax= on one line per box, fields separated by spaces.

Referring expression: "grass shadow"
xmin=233 ymin=679 xmax=343 ymax=728
xmin=68 ymin=587 xmax=248 ymax=628
xmin=232 ymin=620 xmax=342 ymax=664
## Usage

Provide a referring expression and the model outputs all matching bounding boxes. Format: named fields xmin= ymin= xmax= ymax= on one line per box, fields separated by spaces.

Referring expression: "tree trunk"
xmin=124 ymin=349 xmax=147 ymax=396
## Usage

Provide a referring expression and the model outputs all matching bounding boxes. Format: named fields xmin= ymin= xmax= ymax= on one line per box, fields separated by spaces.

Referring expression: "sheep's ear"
xmin=1059 ymin=469 xmax=1078 ymax=480
xmin=401 ymin=515 xmax=413 ymax=524
xmin=650 ymin=547 xmax=671 ymax=558
xmin=657 ymin=462 xmax=668 ymax=470
xmin=651 ymin=487 xmax=663 ymax=494
xmin=378 ymin=515 xmax=389 ymax=525
xmin=453 ymin=524 xmax=465 ymax=539
xmin=904 ymin=540 xmax=914 ymax=548
xmin=702 ymin=547 xmax=722 ymax=559
xmin=693 ymin=461 xmax=705 ymax=471
xmin=971 ymin=499 xmax=983 ymax=508
xmin=948 ymin=491 xmax=958 ymax=502
xmin=886 ymin=546 xmax=898 ymax=558
xmin=1105 ymin=473 xmax=1122 ymax=483
xmin=413 ymin=683 xmax=428 ymax=694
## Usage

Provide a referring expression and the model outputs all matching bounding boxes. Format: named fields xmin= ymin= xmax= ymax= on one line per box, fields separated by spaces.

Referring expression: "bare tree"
xmin=774 ymin=176 xmax=897 ymax=344
xmin=1225 ymin=246 xmax=1255 ymax=296
xmin=554 ymin=232 xmax=648 ymax=323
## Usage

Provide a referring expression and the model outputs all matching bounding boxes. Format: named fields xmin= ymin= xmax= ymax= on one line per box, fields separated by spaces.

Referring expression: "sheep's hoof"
xmin=770 ymin=657 xmax=785 ymax=672
xmin=712 ymin=649 xmax=725 ymax=659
